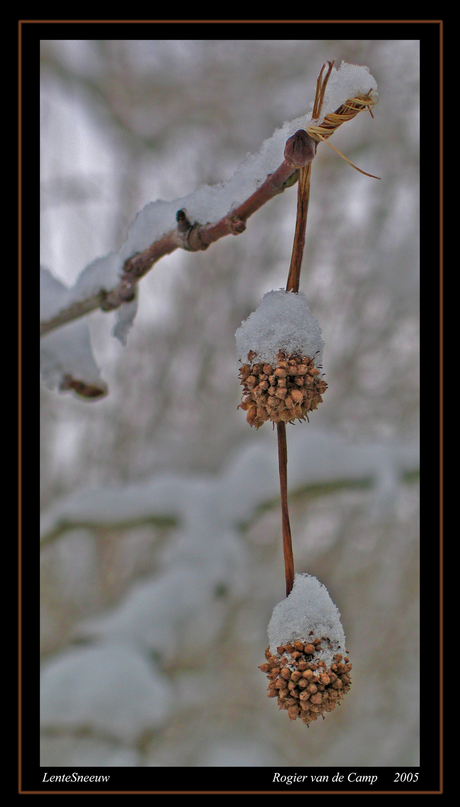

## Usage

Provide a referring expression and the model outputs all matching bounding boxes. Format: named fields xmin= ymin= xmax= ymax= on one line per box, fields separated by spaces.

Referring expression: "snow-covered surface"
xmin=40 ymin=425 xmax=417 ymax=749
xmin=40 ymin=316 xmax=107 ymax=394
xmin=39 ymin=423 xmax=419 ymax=771
xmin=40 ymin=265 xmax=107 ymax=393
xmin=40 ymin=265 xmax=71 ymax=322
xmin=72 ymin=252 xmax=124 ymax=300
xmin=75 ymin=559 xmax=244 ymax=663
xmin=40 ymin=642 xmax=173 ymax=743
xmin=40 ymin=427 xmax=418 ymax=544
xmin=268 ymin=573 xmax=346 ymax=666
xmin=235 ymin=289 xmax=325 ymax=367
xmin=39 ymin=432 xmax=418 ymax=769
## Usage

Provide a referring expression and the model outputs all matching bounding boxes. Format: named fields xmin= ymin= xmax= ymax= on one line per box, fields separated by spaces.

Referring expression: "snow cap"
xmin=235 ymin=289 xmax=324 ymax=368
xmin=268 ymin=573 xmax=346 ymax=667
xmin=315 ymin=61 xmax=378 ymax=123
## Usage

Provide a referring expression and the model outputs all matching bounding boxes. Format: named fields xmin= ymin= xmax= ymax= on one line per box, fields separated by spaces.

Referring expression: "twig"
xmin=277 ymin=161 xmax=312 ymax=595
xmin=40 ymin=156 xmax=305 ymax=338
xmin=277 ymin=420 xmax=294 ymax=597
xmin=286 ymin=163 xmax=312 ymax=294
xmin=41 ymin=62 xmax=377 ymax=339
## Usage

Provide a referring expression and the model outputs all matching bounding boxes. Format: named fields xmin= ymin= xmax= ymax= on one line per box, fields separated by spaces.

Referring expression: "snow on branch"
xmin=40 ymin=62 xmax=377 ymax=398
xmin=40 ymin=267 xmax=109 ymax=399
xmin=40 ymin=426 xmax=416 ymax=548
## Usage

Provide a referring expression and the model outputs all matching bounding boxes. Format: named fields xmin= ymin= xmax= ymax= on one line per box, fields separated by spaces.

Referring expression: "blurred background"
xmin=39 ymin=39 xmax=419 ymax=768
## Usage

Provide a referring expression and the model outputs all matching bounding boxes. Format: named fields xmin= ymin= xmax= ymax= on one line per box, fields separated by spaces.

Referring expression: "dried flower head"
xmin=238 ymin=350 xmax=327 ymax=428
xmin=260 ymin=574 xmax=351 ymax=726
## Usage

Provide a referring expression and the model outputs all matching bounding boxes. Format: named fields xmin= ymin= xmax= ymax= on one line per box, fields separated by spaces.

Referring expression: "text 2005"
xmin=394 ymin=772 xmax=419 ymax=783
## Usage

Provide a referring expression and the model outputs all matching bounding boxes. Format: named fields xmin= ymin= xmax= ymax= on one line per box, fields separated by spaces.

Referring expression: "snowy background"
xmin=40 ymin=39 xmax=419 ymax=768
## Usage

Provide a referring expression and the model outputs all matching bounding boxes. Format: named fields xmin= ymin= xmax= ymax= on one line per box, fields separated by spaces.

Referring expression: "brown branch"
xmin=40 ymin=150 xmax=311 ymax=338
xmin=41 ymin=61 xmax=376 ymax=339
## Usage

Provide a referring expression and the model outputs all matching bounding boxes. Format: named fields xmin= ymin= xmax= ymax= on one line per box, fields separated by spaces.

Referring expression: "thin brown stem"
xmin=277 ymin=421 xmax=294 ymax=597
xmin=312 ymin=60 xmax=334 ymax=119
xmin=277 ymin=163 xmax=311 ymax=596
xmin=285 ymin=61 xmax=335 ymax=294
xmin=277 ymin=66 xmax=332 ymax=594
xmin=285 ymin=163 xmax=312 ymax=293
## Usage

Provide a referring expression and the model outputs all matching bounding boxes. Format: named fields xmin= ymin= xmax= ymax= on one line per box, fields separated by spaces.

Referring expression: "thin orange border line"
xmin=18 ymin=19 xmax=22 ymax=797
xmin=438 ymin=18 xmax=443 ymax=797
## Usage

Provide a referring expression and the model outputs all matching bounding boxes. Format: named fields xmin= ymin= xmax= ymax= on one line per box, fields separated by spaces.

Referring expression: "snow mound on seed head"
xmin=235 ymin=289 xmax=324 ymax=368
xmin=268 ymin=573 xmax=346 ymax=668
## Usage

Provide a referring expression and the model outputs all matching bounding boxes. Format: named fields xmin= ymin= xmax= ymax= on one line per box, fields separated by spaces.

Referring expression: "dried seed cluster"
xmin=259 ymin=638 xmax=352 ymax=726
xmin=238 ymin=350 xmax=327 ymax=429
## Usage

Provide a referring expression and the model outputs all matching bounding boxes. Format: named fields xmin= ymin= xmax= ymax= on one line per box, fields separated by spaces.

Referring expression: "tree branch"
xmin=40 ymin=150 xmax=306 ymax=338
xmin=40 ymin=61 xmax=377 ymax=340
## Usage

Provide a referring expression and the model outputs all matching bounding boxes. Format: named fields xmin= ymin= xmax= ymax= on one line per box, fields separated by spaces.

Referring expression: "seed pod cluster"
xmin=238 ymin=350 xmax=327 ymax=429
xmin=259 ymin=638 xmax=352 ymax=726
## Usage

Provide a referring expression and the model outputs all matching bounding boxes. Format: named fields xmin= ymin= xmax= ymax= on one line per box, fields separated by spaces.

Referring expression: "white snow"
xmin=313 ymin=61 xmax=378 ymax=124
xmin=267 ymin=573 xmax=346 ymax=666
xmin=112 ymin=296 xmax=138 ymax=346
xmin=40 ymin=264 xmax=111 ymax=394
xmin=40 ymin=317 xmax=107 ymax=394
xmin=72 ymin=252 xmax=124 ymax=300
xmin=40 ymin=428 xmax=419 ymax=543
xmin=117 ymin=132 xmax=291 ymax=261
xmin=40 ymin=642 xmax=173 ymax=744
xmin=40 ymin=256 xmax=123 ymax=324
xmin=235 ymin=289 xmax=325 ymax=367
xmin=75 ymin=563 xmax=239 ymax=664
xmin=40 ymin=265 xmax=70 ymax=321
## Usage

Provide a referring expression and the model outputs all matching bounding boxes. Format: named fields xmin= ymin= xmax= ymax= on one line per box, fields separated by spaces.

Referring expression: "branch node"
xmin=228 ymin=216 xmax=247 ymax=235
xmin=176 ymin=208 xmax=193 ymax=233
xmin=98 ymin=290 xmax=117 ymax=312
xmin=184 ymin=222 xmax=209 ymax=252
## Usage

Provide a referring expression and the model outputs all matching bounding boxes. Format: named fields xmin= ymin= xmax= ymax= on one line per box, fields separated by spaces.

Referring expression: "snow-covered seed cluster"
xmin=262 ymin=573 xmax=352 ymax=725
xmin=260 ymin=640 xmax=351 ymax=726
xmin=238 ymin=350 xmax=327 ymax=429
xmin=235 ymin=290 xmax=327 ymax=428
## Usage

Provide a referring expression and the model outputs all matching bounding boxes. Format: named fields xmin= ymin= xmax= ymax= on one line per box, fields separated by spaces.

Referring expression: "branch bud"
xmin=284 ymin=130 xmax=317 ymax=168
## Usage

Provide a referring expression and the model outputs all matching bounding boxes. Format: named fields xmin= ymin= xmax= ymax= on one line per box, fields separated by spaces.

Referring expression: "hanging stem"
xmin=277 ymin=62 xmax=334 ymax=597
xmin=277 ymin=420 xmax=294 ymax=597
xmin=279 ymin=165 xmax=312 ymax=596
xmin=286 ymin=163 xmax=312 ymax=293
